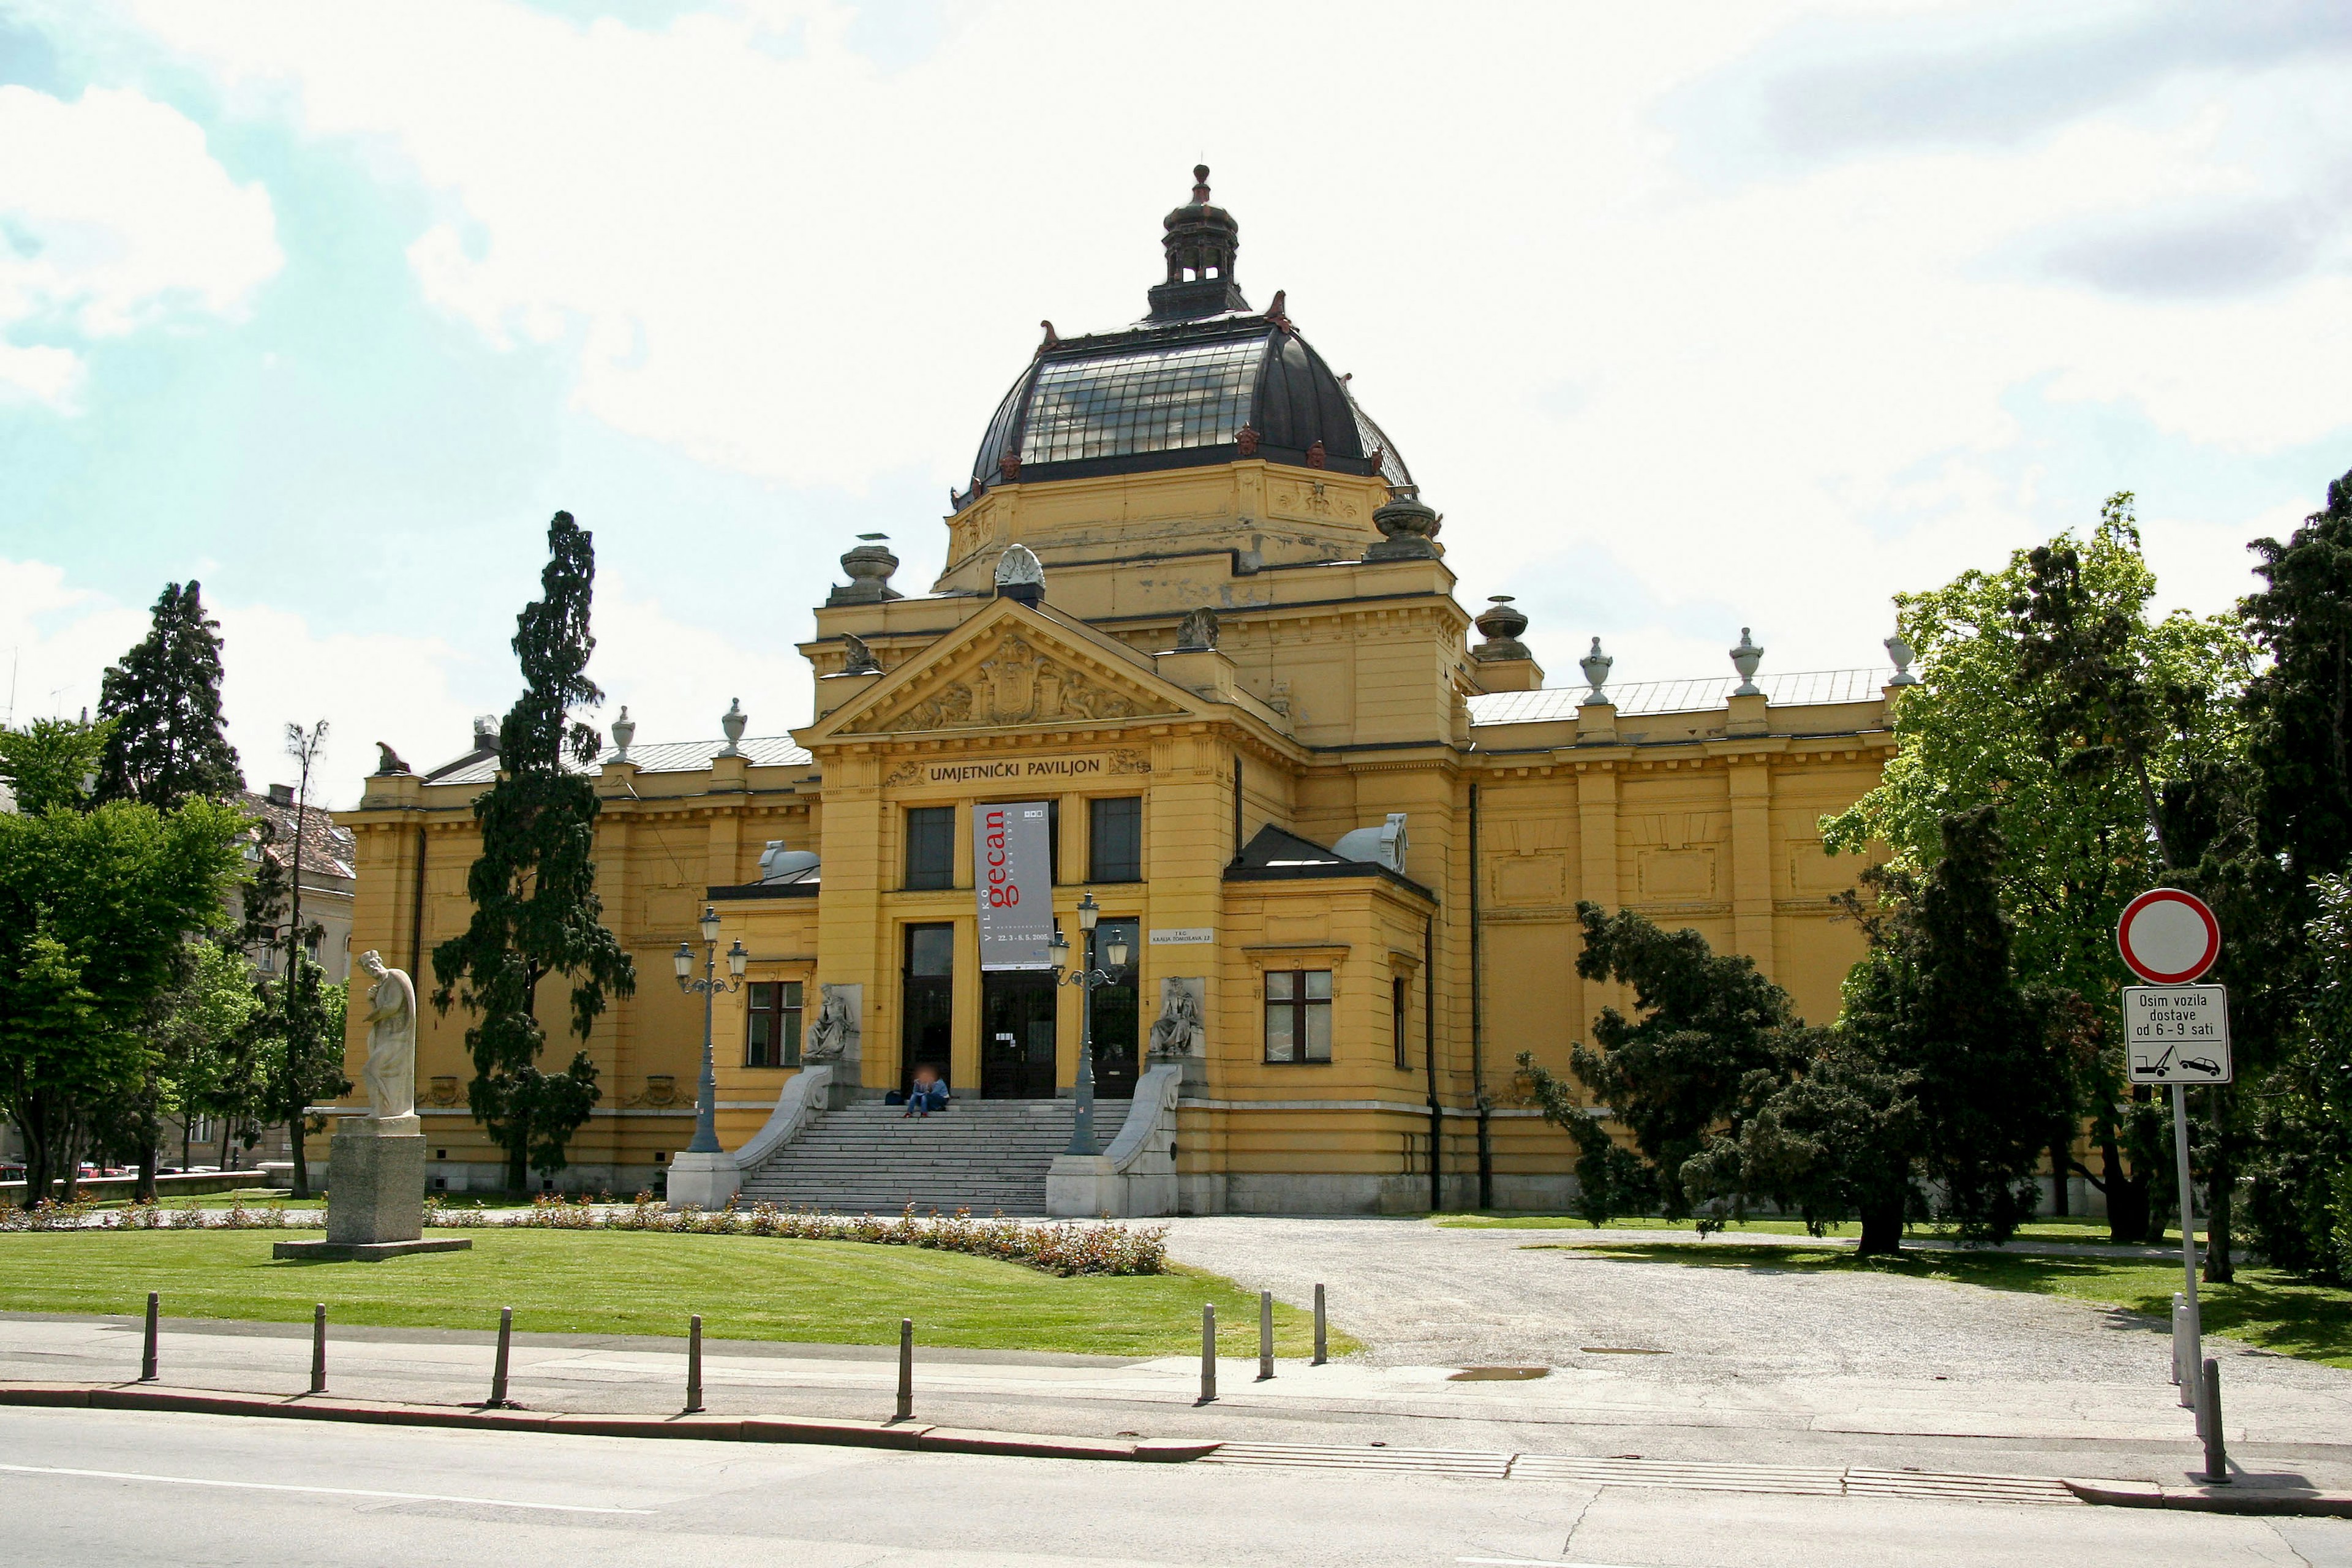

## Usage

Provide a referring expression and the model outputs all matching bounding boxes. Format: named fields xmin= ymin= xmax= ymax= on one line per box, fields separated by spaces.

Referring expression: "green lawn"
xmin=1546 ymin=1241 xmax=2352 ymax=1369
xmin=0 ymin=1229 xmax=1351 ymax=1359
xmin=1438 ymin=1212 xmax=2203 ymax=1246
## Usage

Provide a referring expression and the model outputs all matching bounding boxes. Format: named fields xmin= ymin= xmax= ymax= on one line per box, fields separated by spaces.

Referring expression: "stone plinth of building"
xmin=271 ymin=1114 xmax=469 ymax=1263
xmin=1046 ymin=1153 xmax=1123 ymax=1218
xmin=665 ymin=1150 xmax=742 ymax=1210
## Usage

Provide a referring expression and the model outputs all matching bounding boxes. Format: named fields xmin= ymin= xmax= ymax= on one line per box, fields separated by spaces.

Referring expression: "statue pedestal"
xmin=273 ymin=1114 xmax=469 ymax=1263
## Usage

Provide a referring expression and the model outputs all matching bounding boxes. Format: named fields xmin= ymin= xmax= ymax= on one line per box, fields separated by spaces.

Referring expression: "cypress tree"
xmin=94 ymin=581 xmax=244 ymax=809
xmin=431 ymin=513 xmax=635 ymax=1191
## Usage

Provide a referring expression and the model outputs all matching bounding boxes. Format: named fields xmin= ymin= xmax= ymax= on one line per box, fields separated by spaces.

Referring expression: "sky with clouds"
xmin=2 ymin=0 xmax=2347 ymax=805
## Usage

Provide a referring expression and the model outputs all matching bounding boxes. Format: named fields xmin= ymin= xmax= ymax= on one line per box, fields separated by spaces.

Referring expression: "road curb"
xmin=0 ymin=1381 xmax=1220 ymax=1464
xmin=2064 ymin=1478 xmax=2352 ymax=1518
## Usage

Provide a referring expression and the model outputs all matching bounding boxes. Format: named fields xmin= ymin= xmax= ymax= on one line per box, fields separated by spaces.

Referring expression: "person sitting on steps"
xmin=887 ymin=1065 xmax=951 ymax=1118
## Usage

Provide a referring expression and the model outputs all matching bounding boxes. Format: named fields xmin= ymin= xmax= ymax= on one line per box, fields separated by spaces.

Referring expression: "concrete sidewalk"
xmin=7 ymin=1311 xmax=2348 ymax=1493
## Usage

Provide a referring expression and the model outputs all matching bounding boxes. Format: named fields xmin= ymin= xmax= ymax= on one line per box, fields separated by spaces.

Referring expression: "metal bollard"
xmin=1257 ymin=1291 xmax=1274 ymax=1381
xmin=309 ymin=1303 xmax=326 ymax=1395
xmin=1199 ymin=1305 xmax=1216 ymax=1404
xmin=488 ymin=1306 xmax=513 ymax=1408
xmin=895 ymin=1318 xmax=914 ymax=1422
xmin=685 ymin=1314 xmax=704 ymax=1414
xmin=140 ymin=1292 xmax=159 ymax=1382
xmin=2202 ymin=1359 xmax=2229 ymax=1483
xmin=1312 ymin=1284 xmax=1327 ymax=1367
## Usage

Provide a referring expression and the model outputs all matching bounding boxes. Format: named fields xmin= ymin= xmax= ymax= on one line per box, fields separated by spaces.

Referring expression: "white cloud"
xmin=75 ymin=1 xmax=2352 ymax=692
xmin=1 ymin=555 xmax=809 ymax=808
xmin=0 ymin=85 xmax=282 ymax=406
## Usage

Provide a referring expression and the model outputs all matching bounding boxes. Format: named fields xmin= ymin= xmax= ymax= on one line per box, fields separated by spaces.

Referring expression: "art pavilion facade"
xmin=338 ymin=170 xmax=1899 ymax=1213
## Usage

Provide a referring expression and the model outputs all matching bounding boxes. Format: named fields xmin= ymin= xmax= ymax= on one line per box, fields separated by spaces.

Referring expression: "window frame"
xmin=1088 ymin=794 xmax=1143 ymax=883
xmin=903 ymin=805 xmax=957 ymax=891
xmin=1392 ymin=974 xmax=1409 ymax=1071
xmin=1263 ymin=969 xmax=1334 ymax=1065
xmin=745 ymin=979 xmax=804 ymax=1069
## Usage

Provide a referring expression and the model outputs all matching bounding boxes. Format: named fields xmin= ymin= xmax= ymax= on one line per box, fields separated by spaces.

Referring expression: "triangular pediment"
xmin=809 ymin=600 xmax=1196 ymax=742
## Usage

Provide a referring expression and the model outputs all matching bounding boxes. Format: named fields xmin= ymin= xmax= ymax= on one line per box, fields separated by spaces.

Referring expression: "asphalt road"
xmin=5 ymin=1404 xmax=2349 ymax=1568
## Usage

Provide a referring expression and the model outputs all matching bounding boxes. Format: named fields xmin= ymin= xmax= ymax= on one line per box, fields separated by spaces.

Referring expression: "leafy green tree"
xmin=2240 ymin=873 xmax=2352 ymax=1283
xmin=1825 ymin=497 xmax=2249 ymax=1242
xmin=0 ymin=798 xmax=246 ymax=1204
xmin=0 ymin=716 xmax=111 ymax=814
xmin=94 ymin=581 xmax=244 ymax=809
xmin=153 ymin=942 xmax=260 ymax=1172
xmin=2229 ymin=469 xmax=2352 ymax=1279
xmin=1686 ymin=809 xmax=2070 ymax=1254
xmin=1518 ymin=902 xmax=1814 ymax=1222
xmin=432 ymin=513 xmax=634 ymax=1190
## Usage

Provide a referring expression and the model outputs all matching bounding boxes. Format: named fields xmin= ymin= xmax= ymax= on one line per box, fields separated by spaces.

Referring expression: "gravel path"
xmin=1158 ymin=1216 xmax=2352 ymax=1400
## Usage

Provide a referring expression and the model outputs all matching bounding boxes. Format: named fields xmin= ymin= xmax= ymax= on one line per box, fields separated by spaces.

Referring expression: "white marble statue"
xmin=356 ymin=950 xmax=417 ymax=1120
xmin=1150 ymin=977 xmax=1205 ymax=1055
xmin=804 ymin=983 xmax=862 ymax=1062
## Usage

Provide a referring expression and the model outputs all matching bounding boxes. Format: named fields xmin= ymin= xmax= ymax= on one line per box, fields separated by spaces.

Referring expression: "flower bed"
xmin=0 ymin=1195 xmax=1169 ymax=1278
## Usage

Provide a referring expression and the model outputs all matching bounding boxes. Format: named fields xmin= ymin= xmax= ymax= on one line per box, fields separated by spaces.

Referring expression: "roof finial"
xmin=1192 ymin=164 xmax=1212 ymax=203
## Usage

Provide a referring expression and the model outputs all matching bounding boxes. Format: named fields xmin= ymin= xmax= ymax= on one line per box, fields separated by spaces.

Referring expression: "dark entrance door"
xmin=981 ymin=970 xmax=1058 ymax=1099
xmin=1090 ymin=918 xmax=1140 ymax=1101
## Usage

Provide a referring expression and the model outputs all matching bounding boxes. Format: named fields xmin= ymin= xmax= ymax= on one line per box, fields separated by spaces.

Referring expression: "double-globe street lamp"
xmin=675 ymin=905 xmax=748 ymax=1158
xmin=1050 ymin=891 xmax=1131 ymax=1158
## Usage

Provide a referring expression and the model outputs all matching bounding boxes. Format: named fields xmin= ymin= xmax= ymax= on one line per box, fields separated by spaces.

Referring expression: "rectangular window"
xmin=1264 ymin=970 xmax=1333 ymax=1063
xmin=1392 ymin=976 xmax=1409 ymax=1071
xmin=745 ymin=981 xmax=804 ymax=1068
xmin=905 ymin=806 xmax=956 ymax=891
xmin=1089 ymin=795 xmax=1142 ymax=883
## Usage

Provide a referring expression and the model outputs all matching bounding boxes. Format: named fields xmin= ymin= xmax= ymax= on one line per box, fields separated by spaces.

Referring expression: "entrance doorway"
xmin=981 ymin=970 xmax=1058 ymax=1099
xmin=1090 ymin=918 xmax=1140 ymax=1100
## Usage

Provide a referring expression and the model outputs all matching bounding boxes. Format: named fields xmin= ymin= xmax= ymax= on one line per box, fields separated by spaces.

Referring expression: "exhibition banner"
xmin=975 ymin=801 xmax=1054 ymax=970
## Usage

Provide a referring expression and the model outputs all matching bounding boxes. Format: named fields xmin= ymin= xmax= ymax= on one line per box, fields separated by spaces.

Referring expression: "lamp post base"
xmin=666 ymin=1150 xmax=741 ymax=1210
xmin=1046 ymin=1153 xmax=1122 ymax=1218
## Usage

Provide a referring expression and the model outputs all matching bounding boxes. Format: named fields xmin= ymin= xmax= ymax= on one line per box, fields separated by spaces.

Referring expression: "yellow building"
xmin=339 ymin=170 xmax=1898 ymax=1214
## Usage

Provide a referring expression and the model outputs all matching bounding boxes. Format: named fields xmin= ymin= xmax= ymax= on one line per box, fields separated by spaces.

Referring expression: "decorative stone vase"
xmin=719 ymin=698 xmax=747 ymax=755
xmin=1730 ymin=628 xmax=1765 ymax=696
xmin=1885 ymin=633 xmax=1921 ymax=686
xmin=609 ymin=706 xmax=635 ymax=760
xmin=1472 ymin=595 xmax=1531 ymax=662
xmin=828 ymin=534 xmax=903 ymax=605
xmin=1366 ymin=494 xmax=1441 ymax=561
xmin=1578 ymin=636 xmax=1614 ymax=707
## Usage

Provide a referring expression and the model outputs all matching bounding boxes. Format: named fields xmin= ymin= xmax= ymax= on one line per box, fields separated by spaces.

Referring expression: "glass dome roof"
xmin=957 ymin=168 xmax=1412 ymax=508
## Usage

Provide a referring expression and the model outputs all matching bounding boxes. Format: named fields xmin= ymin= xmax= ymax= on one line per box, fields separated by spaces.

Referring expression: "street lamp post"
xmin=674 ymin=905 xmax=748 ymax=1158
xmin=1051 ymin=891 xmax=1131 ymax=1157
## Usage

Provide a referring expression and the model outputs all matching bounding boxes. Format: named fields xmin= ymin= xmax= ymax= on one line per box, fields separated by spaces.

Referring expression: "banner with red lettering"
xmin=974 ymin=801 xmax=1054 ymax=970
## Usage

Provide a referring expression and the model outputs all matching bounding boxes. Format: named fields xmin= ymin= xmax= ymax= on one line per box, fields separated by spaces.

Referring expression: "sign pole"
xmin=2169 ymin=1080 xmax=2201 ymax=1409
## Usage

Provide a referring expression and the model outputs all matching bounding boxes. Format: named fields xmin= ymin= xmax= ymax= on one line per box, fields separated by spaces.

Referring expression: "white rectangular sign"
xmin=2124 ymin=985 xmax=2233 ymax=1084
xmin=1150 ymin=928 xmax=1215 ymax=946
xmin=974 ymin=801 xmax=1054 ymax=970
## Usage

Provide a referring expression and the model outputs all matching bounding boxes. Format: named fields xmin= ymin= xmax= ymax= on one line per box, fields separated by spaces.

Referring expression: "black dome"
xmin=962 ymin=314 xmax=1412 ymax=505
xmin=957 ymin=168 xmax=1411 ymax=510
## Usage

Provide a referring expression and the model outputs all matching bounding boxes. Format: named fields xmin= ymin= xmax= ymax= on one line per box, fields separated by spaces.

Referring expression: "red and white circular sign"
xmin=2117 ymin=888 xmax=2221 ymax=984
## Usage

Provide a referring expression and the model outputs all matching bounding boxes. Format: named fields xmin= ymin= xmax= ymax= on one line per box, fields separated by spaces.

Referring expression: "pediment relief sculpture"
xmin=850 ymin=631 xmax=1180 ymax=734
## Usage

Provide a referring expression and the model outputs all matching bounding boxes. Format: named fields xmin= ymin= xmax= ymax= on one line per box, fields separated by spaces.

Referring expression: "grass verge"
xmin=0 ymin=1229 xmax=1355 ymax=1359
xmin=1546 ymin=1241 xmax=2352 ymax=1370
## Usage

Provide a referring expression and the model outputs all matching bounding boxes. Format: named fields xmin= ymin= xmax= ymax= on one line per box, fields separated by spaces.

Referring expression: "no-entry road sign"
xmin=2124 ymin=985 xmax=2233 ymax=1084
xmin=2117 ymin=887 xmax=2221 ymax=984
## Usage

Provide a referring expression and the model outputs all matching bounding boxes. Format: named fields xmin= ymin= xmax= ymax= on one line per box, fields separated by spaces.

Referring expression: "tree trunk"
xmin=56 ymin=1115 xmax=81 ymax=1204
xmin=288 ymin=1114 xmax=310 ymax=1200
xmin=2203 ymin=1088 xmax=2235 ymax=1285
xmin=1857 ymin=1197 xmax=1904 ymax=1256
xmin=134 ymin=1140 xmax=159 ymax=1205
xmin=2097 ymin=1125 xmax=2149 ymax=1244
xmin=507 ymin=1122 xmax=529 ymax=1194
xmin=2049 ymin=1139 xmax=2070 ymax=1216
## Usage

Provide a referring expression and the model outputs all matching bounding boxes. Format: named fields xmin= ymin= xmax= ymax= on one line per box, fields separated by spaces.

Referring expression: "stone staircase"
xmin=736 ymin=1098 xmax=1120 ymax=1216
